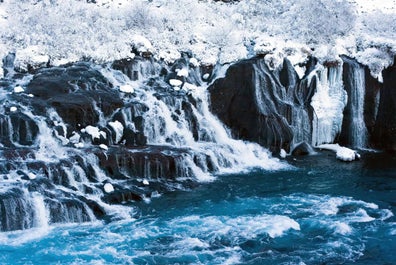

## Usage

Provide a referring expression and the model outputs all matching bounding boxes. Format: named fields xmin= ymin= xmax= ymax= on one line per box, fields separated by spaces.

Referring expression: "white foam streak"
xmin=332 ymin=222 xmax=353 ymax=235
xmin=32 ymin=193 xmax=49 ymax=229
xmin=170 ymin=214 xmax=300 ymax=240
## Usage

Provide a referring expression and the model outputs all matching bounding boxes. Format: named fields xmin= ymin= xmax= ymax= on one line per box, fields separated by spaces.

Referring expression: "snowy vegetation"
xmin=0 ymin=0 xmax=395 ymax=77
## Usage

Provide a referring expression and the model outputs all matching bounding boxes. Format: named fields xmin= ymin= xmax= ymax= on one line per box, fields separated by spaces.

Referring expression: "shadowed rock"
xmin=373 ymin=58 xmax=396 ymax=151
xmin=208 ymin=57 xmax=296 ymax=152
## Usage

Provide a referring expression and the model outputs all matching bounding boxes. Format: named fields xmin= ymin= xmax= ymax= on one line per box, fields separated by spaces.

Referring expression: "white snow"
xmin=74 ymin=142 xmax=85 ymax=148
xmin=10 ymin=106 xmax=17 ymax=112
xmin=336 ymin=147 xmax=358 ymax=162
xmin=14 ymin=46 xmax=49 ymax=72
xmin=69 ymin=132 xmax=81 ymax=144
xmin=353 ymin=0 xmax=396 ymax=14
xmin=202 ymin=73 xmax=210 ymax=80
xmin=317 ymin=144 xmax=359 ymax=162
xmin=82 ymin=126 xmax=106 ymax=141
xmin=142 ymin=179 xmax=149 ymax=186
xmin=99 ymin=144 xmax=108 ymax=151
xmin=176 ymin=68 xmax=189 ymax=77
xmin=108 ymin=120 xmax=124 ymax=143
xmin=131 ymin=35 xmax=153 ymax=54
xmin=0 ymin=0 xmax=394 ymax=76
xmin=280 ymin=149 xmax=287 ymax=159
xmin=169 ymin=79 xmax=183 ymax=87
xmin=158 ymin=49 xmax=181 ymax=64
xmin=119 ymin=84 xmax=135 ymax=94
xmin=104 ymin=183 xmax=114 ymax=193
xmin=13 ymin=86 xmax=24 ymax=93
xmin=189 ymin=58 xmax=200 ymax=67
xmin=27 ymin=172 xmax=37 ymax=180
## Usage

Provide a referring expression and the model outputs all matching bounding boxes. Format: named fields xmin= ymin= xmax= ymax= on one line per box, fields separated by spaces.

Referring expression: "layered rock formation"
xmin=209 ymin=55 xmax=395 ymax=153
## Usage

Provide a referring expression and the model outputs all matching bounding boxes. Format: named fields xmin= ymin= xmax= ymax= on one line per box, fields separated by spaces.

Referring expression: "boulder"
xmin=291 ymin=141 xmax=315 ymax=156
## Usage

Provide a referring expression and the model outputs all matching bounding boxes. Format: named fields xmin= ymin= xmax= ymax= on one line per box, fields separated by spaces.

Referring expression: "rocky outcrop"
xmin=373 ymin=58 xmax=396 ymax=151
xmin=209 ymin=55 xmax=396 ymax=152
xmin=208 ymin=57 xmax=301 ymax=153
xmin=0 ymin=55 xmax=221 ymax=231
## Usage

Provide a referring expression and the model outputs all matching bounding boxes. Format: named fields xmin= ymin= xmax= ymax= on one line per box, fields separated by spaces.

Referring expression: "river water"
xmin=0 ymin=151 xmax=395 ymax=265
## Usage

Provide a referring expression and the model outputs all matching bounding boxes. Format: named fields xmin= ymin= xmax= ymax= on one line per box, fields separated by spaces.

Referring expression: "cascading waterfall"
xmin=310 ymin=63 xmax=348 ymax=146
xmin=344 ymin=60 xmax=368 ymax=148
xmin=100 ymin=61 xmax=285 ymax=174
xmin=1 ymin=55 xmax=375 ymax=233
xmin=0 ymin=57 xmax=286 ymax=233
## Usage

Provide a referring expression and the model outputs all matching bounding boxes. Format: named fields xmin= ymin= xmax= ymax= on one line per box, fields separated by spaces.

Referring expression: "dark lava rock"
xmin=24 ymin=62 xmax=123 ymax=130
xmin=373 ymin=58 xmax=396 ymax=151
xmin=208 ymin=57 xmax=296 ymax=152
xmin=291 ymin=141 xmax=315 ymax=156
xmin=0 ymin=112 xmax=39 ymax=147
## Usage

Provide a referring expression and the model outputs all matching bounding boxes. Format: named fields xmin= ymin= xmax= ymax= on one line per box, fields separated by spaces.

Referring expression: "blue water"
xmin=0 ymin=152 xmax=395 ymax=265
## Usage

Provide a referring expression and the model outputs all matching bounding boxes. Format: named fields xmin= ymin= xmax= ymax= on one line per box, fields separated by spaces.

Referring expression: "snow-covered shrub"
xmin=354 ymin=10 xmax=396 ymax=77
xmin=283 ymin=0 xmax=356 ymax=45
xmin=0 ymin=0 xmax=394 ymax=75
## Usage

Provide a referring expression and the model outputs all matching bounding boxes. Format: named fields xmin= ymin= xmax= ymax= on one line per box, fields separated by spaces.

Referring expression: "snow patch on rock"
xmin=280 ymin=149 xmax=287 ymax=159
xmin=109 ymin=120 xmax=124 ymax=143
xmin=13 ymin=86 xmax=24 ymax=93
xmin=318 ymin=144 xmax=360 ymax=162
xmin=104 ymin=183 xmax=114 ymax=193
xmin=99 ymin=144 xmax=108 ymax=151
xmin=81 ymin=126 xmax=107 ymax=141
xmin=169 ymin=79 xmax=183 ymax=88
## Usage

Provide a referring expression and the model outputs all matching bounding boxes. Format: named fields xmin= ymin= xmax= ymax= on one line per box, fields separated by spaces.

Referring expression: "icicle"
xmin=310 ymin=64 xmax=348 ymax=146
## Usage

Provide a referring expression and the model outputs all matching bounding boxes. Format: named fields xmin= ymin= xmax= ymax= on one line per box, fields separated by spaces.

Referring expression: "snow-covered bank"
xmin=318 ymin=144 xmax=360 ymax=162
xmin=0 ymin=0 xmax=395 ymax=78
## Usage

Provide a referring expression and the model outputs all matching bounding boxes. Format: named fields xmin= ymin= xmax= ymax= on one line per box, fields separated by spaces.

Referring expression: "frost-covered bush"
xmin=354 ymin=10 xmax=396 ymax=77
xmin=283 ymin=0 xmax=356 ymax=45
xmin=0 ymin=0 xmax=395 ymax=76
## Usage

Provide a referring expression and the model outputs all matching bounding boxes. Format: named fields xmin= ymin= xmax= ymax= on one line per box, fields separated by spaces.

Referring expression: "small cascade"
xmin=310 ymin=63 xmax=348 ymax=146
xmin=291 ymin=107 xmax=312 ymax=145
xmin=350 ymin=68 xmax=367 ymax=148
xmin=31 ymin=193 xmax=49 ymax=228
xmin=340 ymin=57 xmax=368 ymax=148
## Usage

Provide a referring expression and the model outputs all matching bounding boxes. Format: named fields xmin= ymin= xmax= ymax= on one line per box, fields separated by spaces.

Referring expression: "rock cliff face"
xmin=373 ymin=57 xmax=396 ymax=151
xmin=208 ymin=57 xmax=296 ymax=153
xmin=209 ymin=55 xmax=396 ymax=152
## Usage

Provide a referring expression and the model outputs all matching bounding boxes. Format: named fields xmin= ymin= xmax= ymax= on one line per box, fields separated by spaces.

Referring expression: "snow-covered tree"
xmin=283 ymin=0 xmax=356 ymax=45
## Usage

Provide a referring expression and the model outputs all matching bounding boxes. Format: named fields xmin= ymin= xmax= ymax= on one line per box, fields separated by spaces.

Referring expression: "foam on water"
xmin=0 ymin=188 xmax=393 ymax=264
xmin=331 ymin=221 xmax=353 ymax=235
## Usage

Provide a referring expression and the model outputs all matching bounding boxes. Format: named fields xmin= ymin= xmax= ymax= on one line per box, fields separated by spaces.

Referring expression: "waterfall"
xmin=291 ymin=107 xmax=311 ymax=145
xmin=310 ymin=64 xmax=348 ymax=146
xmin=0 ymin=57 xmax=287 ymax=232
xmin=342 ymin=58 xmax=368 ymax=148
xmin=102 ymin=67 xmax=285 ymax=175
